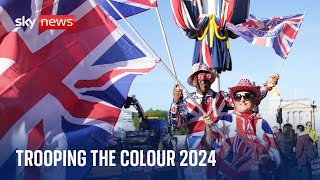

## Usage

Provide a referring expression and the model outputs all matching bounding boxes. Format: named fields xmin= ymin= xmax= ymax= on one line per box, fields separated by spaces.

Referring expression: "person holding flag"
xmin=169 ymin=62 xmax=279 ymax=150
xmin=203 ymin=78 xmax=281 ymax=180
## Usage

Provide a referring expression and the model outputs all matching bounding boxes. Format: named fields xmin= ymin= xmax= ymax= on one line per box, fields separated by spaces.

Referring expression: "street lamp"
xmin=311 ymin=101 xmax=317 ymax=129
xmin=276 ymin=99 xmax=283 ymax=129
xmin=276 ymin=107 xmax=283 ymax=129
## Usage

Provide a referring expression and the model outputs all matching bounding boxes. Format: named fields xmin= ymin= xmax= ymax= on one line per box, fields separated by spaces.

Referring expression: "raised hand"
xmin=173 ymin=84 xmax=183 ymax=101
xmin=266 ymin=74 xmax=280 ymax=88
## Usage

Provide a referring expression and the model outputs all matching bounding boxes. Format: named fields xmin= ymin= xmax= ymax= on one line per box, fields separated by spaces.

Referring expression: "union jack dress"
xmin=210 ymin=111 xmax=281 ymax=180
xmin=169 ymin=89 xmax=230 ymax=149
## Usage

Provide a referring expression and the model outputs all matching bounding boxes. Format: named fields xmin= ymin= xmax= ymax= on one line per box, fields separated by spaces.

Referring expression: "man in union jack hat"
xmin=204 ymin=78 xmax=281 ymax=180
xmin=169 ymin=62 xmax=279 ymax=151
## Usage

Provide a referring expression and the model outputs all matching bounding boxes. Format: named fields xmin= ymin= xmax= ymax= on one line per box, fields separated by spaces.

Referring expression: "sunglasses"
xmin=194 ymin=73 xmax=212 ymax=81
xmin=234 ymin=93 xmax=255 ymax=101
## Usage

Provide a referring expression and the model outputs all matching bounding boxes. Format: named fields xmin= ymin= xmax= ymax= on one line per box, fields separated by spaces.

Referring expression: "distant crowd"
xmin=272 ymin=121 xmax=318 ymax=180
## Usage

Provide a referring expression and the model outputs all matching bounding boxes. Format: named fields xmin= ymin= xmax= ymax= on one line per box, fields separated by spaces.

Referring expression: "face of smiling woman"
xmin=233 ymin=91 xmax=256 ymax=114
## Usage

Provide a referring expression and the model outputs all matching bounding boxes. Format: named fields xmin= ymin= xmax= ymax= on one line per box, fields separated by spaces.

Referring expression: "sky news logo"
xmin=15 ymin=15 xmax=76 ymax=30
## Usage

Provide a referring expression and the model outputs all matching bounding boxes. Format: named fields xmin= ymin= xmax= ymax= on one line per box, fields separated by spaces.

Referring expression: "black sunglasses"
xmin=234 ymin=93 xmax=255 ymax=101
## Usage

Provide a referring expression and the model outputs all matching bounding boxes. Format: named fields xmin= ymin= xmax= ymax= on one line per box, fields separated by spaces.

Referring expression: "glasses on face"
xmin=194 ymin=73 xmax=212 ymax=81
xmin=233 ymin=93 xmax=255 ymax=102
xmin=307 ymin=124 xmax=312 ymax=127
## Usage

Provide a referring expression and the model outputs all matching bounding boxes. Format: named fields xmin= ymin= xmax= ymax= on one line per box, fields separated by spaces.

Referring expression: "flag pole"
xmin=155 ymin=7 xmax=177 ymax=77
xmin=235 ymin=130 xmax=259 ymax=161
xmin=105 ymin=0 xmax=159 ymax=59
xmin=277 ymin=59 xmax=285 ymax=74
xmin=105 ymin=0 xmax=227 ymax=141
xmin=206 ymin=0 xmax=220 ymax=92
xmin=235 ymin=130 xmax=257 ymax=155
xmin=277 ymin=12 xmax=305 ymax=75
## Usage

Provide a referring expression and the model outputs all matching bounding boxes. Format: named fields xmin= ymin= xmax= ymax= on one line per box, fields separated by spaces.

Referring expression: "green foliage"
xmin=133 ymin=113 xmax=139 ymax=130
xmin=144 ymin=108 xmax=168 ymax=120
xmin=132 ymin=108 xmax=188 ymax=135
xmin=133 ymin=108 xmax=168 ymax=130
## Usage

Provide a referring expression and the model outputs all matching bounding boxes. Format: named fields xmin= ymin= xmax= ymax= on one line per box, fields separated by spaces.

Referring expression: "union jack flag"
xmin=211 ymin=113 xmax=281 ymax=179
xmin=173 ymin=90 xmax=229 ymax=149
xmin=97 ymin=0 xmax=157 ymax=20
xmin=170 ymin=0 xmax=232 ymax=73
xmin=0 ymin=0 xmax=155 ymax=179
xmin=217 ymin=135 xmax=255 ymax=179
xmin=226 ymin=14 xmax=305 ymax=59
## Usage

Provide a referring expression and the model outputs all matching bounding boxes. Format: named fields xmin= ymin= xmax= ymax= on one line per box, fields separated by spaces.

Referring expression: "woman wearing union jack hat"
xmin=204 ymin=79 xmax=281 ymax=180
xmin=169 ymin=62 xmax=279 ymax=150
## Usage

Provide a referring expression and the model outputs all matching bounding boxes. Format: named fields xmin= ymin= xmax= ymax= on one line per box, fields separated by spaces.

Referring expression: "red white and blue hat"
xmin=187 ymin=63 xmax=216 ymax=86
xmin=228 ymin=79 xmax=261 ymax=101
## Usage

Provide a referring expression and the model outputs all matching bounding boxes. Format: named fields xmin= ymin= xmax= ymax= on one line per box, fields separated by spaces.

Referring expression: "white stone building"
xmin=113 ymin=109 xmax=136 ymax=138
xmin=259 ymin=87 xmax=319 ymax=132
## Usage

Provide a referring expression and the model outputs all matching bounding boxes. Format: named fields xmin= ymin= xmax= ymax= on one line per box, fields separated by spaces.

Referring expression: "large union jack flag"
xmin=217 ymin=135 xmax=256 ymax=179
xmin=0 ymin=0 xmax=155 ymax=179
xmin=97 ymin=0 xmax=157 ymax=20
xmin=226 ymin=14 xmax=305 ymax=59
xmin=181 ymin=91 xmax=228 ymax=149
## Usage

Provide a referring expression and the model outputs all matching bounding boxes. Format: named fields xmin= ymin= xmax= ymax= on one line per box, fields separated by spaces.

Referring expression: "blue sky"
xmin=120 ymin=0 xmax=320 ymax=110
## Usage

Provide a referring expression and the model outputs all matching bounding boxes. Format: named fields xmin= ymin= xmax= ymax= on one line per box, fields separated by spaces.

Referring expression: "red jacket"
xmin=296 ymin=133 xmax=311 ymax=165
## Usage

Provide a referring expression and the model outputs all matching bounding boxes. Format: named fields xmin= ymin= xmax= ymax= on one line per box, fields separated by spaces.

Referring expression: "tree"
xmin=133 ymin=113 xmax=140 ymax=130
xmin=144 ymin=108 xmax=168 ymax=120
xmin=133 ymin=109 xmax=168 ymax=130
xmin=132 ymin=108 xmax=188 ymax=135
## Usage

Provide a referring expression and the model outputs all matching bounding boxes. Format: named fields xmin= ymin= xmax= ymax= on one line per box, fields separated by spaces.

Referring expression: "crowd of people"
xmin=273 ymin=121 xmax=318 ymax=180
xmin=169 ymin=62 xmax=318 ymax=180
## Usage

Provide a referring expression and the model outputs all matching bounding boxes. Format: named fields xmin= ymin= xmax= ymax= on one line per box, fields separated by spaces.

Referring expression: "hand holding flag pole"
xmin=105 ymin=0 xmax=228 ymax=141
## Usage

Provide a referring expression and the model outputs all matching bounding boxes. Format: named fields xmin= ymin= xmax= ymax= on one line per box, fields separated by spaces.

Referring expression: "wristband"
xmin=265 ymin=86 xmax=272 ymax=92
